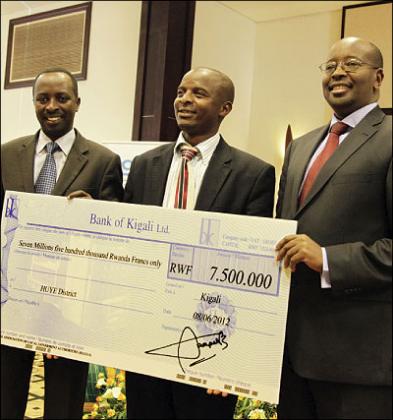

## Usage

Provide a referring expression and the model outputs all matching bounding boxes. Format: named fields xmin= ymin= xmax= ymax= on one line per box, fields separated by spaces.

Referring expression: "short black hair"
xmin=32 ymin=68 xmax=79 ymax=97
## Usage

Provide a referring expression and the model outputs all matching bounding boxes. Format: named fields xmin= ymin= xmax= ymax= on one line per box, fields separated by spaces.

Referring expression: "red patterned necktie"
xmin=174 ymin=145 xmax=199 ymax=209
xmin=299 ymin=121 xmax=348 ymax=205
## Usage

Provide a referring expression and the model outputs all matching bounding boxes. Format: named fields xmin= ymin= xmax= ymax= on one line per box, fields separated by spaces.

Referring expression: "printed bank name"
xmin=90 ymin=213 xmax=169 ymax=233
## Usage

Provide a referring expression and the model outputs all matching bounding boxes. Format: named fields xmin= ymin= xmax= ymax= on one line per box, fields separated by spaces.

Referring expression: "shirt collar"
xmin=174 ymin=131 xmax=221 ymax=161
xmin=37 ymin=128 xmax=76 ymax=155
xmin=331 ymin=102 xmax=378 ymax=129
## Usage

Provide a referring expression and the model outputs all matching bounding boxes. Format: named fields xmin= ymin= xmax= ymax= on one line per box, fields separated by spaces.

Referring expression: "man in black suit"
xmin=276 ymin=37 xmax=391 ymax=419
xmin=1 ymin=68 xmax=124 ymax=419
xmin=124 ymin=67 xmax=275 ymax=418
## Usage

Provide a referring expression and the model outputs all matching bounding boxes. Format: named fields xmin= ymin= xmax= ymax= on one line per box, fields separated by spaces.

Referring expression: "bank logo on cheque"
xmin=1 ymin=195 xmax=20 ymax=305
xmin=5 ymin=196 xmax=18 ymax=219
xmin=199 ymin=218 xmax=220 ymax=246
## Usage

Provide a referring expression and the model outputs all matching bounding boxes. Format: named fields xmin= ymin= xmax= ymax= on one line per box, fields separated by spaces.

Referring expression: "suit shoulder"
xmin=229 ymin=145 xmax=274 ymax=170
xmin=81 ymin=138 xmax=120 ymax=158
xmin=138 ymin=142 xmax=174 ymax=159
xmin=381 ymin=114 xmax=392 ymax=129
xmin=1 ymin=135 xmax=35 ymax=152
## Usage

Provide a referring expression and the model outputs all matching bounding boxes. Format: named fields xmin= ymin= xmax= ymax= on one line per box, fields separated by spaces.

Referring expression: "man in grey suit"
xmin=124 ymin=67 xmax=275 ymax=418
xmin=276 ymin=37 xmax=391 ymax=419
xmin=1 ymin=68 xmax=123 ymax=419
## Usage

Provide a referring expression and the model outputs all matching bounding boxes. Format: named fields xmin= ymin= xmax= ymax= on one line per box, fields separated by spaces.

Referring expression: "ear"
xmin=75 ymin=97 xmax=81 ymax=111
xmin=374 ymin=68 xmax=384 ymax=88
xmin=219 ymin=101 xmax=232 ymax=118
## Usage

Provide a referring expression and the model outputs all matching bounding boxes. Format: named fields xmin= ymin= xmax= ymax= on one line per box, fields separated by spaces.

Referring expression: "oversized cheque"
xmin=1 ymin=191 xmax=297 ymax=403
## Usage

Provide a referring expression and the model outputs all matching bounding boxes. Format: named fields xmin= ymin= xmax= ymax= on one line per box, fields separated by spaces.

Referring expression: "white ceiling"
xmin=1 ymin=1 xmax=65 ymax=15
xmin=1 ymin=0 xmax=374 ymax=21
xmin=219 ymin=1 xmax=375 ymax=23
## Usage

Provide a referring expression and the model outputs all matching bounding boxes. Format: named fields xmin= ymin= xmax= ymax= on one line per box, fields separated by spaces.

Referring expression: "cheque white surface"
xmin=1 ymin=191 xmax=297 ymax=402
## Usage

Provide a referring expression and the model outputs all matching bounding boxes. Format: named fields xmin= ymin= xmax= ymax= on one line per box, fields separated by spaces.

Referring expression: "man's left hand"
xmin=275 ymin=234 xmax=323 ymax=273
xmin=207 ymin=389 xmax=228 ymax=397
xmin=44 ymin=354 xmax=59 ymax=359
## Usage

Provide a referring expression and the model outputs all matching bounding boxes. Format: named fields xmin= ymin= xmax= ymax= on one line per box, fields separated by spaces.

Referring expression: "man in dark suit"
xmin=1 ymin=68 xmax=124 ymax=419
xmin=124 ymin=67 xmax=275 ymax=418
xmin=276 ymin=37 xmax=391 ymax=419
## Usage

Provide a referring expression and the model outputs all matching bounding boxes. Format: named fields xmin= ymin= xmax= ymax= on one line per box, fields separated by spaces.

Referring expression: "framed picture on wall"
xmin=4 ymin=1 xmax=92 ymax=89
xmin=341 ymin=0 xmax=392 ymax=115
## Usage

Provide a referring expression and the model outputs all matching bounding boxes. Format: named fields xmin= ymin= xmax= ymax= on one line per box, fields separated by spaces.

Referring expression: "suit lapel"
xmin=19 ymin=135 xmax=37 ymax=193
xmin=149 ymin=144 xmax=174 ymax=205
xmin=288 ymin=126 xmax=328 ymax=217
xmin=296 ymin=107 xmax=385 ymax=215
xmin=195 ymin=137 xmax=232 ymax=211
xmin=52 ymin=131 xmax=88 ymax=196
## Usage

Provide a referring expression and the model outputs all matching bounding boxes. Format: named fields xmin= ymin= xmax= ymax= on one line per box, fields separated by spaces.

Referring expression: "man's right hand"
xmin=67 ymin=190 xmax=93 ymax=200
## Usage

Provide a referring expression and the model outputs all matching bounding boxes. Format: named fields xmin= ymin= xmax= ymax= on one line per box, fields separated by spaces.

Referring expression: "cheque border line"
xmin=24 ymin=222 xmax=284 ymax=297
xmin=25 ymin=223 xmax=274 ymax=259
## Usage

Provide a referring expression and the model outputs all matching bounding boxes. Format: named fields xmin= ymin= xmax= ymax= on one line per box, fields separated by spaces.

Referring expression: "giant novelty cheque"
xmin=1 ymin=191 xmax=296 ymax=403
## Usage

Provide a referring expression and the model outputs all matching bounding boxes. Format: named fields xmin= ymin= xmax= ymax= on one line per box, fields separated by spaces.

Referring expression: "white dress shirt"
xmin=162 ymin=132 xmax=221 ymax=209
xmin=34 ymin=129 xmax=76 ymax=184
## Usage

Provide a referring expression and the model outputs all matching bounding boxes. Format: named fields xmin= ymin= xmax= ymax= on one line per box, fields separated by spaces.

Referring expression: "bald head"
xmin=322 ymin=37 xmax=384 ymax=118
xmin=185 ymin=67 xmax=235 ymax=104
xmin=329 ymin=37 xmax=383 ymax=68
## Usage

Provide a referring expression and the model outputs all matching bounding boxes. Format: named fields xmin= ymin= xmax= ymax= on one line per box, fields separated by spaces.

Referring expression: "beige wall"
xmin=248 ymin=11 xmax=342 ymax=174
xmin=1 ymin=1 xmax=141 ymax=144
xmin=192 ymin=1 xmax=256 ymax=152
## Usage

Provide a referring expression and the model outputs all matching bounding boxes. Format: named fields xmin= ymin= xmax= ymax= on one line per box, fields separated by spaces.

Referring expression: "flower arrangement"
xmin=234 ymin=397 xmax=277 ymax=419
xmin=82 ymin=365 xmax=276 ymax=419
xmin=83 ymin=368 xmax=126 ymax=419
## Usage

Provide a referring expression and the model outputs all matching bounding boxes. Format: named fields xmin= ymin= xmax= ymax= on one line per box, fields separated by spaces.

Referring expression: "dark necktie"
xmin=299 ymin=121 xmax=348 ymax=205
xmin=34 ymin=142 xmax=60 ymax=194
xmin=174 ymin=145 xmax=199 ymax=209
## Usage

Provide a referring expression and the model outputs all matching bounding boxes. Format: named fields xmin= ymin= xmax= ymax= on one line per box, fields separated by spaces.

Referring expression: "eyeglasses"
xmin=319 ymin=59 xmax=379 ymax=74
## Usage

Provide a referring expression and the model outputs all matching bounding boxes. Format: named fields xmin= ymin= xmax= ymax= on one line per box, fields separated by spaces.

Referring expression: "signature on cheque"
xmin=145 ymin=326 xmax=229 ymax=373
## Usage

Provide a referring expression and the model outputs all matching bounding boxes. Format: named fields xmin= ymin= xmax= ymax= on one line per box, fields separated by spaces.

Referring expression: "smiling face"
xmin=34 ymin=72 xmax=80 ymax=140
xmin=174 ymin=68 xmax=233 ymax=145
xmin=322 ymin=38 xmax=383 ymax=119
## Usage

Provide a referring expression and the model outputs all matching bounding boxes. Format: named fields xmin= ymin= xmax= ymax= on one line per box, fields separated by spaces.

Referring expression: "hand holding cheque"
xmin=1 ymin=191 xmax=296 ymax=403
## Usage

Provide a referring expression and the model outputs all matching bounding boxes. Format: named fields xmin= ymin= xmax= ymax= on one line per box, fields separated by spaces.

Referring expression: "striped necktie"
xmin=35 ymin=142 xmax=60 ymax=194
xmin=174 ymin=145 xmax=199 ymax=209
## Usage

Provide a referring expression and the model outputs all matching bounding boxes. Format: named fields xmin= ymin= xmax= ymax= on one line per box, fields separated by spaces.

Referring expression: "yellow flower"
xmin=102 ymin=389 xmax=113 ymax=399
xmin=82 ymin=415 xmax=90 ymax=419
xmin=107 ymin=409 xmax=116 ymax=417
xmin=107 ymin=377 xmax=115 ymax=387
xmin=118 ymin=392 xmax=126 ymax=401
xmin=106 ymin=367 xmax=117 ymax=380
xmin=98 ymin=372 xmax=105 ymax=379
xmin=116 ymin=372 xmax=125 ymax=382
xmin=96 ymin=396 xmax=102 ymax=402
xmin=91 ymin=411 xmax=98 ymax=418
xmin=252 ymin=400 xmax=262 ymax=408
xmin=248 ymin=408 xmax=266 ymax=419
